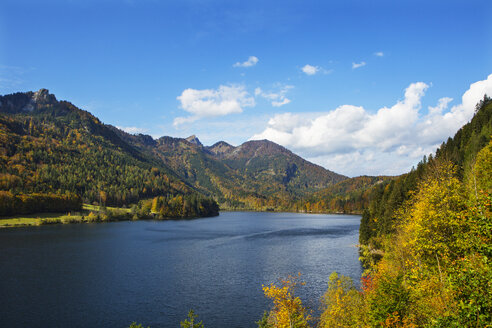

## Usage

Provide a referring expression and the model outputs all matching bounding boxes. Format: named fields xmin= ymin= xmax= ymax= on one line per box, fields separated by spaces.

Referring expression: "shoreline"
xmin=0 ymin=206 xmax=360 ymax=229
xmin=0 ymin=204 xmax=221 ymax=229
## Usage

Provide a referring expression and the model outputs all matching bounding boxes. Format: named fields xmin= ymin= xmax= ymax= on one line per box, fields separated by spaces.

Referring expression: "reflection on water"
xmin=0 ymin=211 xmax=361 ymax=328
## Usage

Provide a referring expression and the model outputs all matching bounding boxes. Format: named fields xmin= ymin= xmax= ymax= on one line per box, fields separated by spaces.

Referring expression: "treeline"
xmin=255 ymin=97 xmax=492 ymax=327
xmin=360 ymin=95 xmax=492 ymax=250
xmin=295 ymin=176 xmax=392 ymax=214
xmin=218 ymin=176 xmax=390 ymax=215
xmin=326 ymin=96 xmax=492 ymax=326
xmin=0 ymin=97 xmax=192 ymax=207
xmin=294 ymin=155 xmax=491 ymax=327
xmin=0 ymin=95 xmax=223 ymax=220
xmin=0 ymin=191 xmax=82 ymax=216
xmin=135 ymin=194 xmax=219 ymax=219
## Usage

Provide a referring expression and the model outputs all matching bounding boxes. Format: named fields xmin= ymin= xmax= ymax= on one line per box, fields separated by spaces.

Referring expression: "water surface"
xmin=0 ymin=211 xmax=361 ymax=328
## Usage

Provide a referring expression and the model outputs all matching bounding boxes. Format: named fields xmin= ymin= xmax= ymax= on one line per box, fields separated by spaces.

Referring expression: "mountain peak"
xmin=185 ymin=135 xmax=202 ymax=146
xmin=33 ymin=88 xmax=57 ymax=104
xmin=207 ymin=141 xmax=236 ymax=157
xmin=0 ymin=88 xmax=58 ymax=114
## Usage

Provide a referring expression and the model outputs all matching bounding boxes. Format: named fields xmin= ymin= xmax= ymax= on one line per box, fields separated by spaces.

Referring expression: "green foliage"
xmin=0 ymin=94 xmax=192 ymax=207
xmin=297 ymin=176 xmax=392 ymax=215
xmin=135 ymin=136 xmax=347 ymax=212
xmin=0 ymin=90 xmax=352 ymax=214
xmin=448 ymin=254 xmax=492 ymax=327
xmin=0 ymin=90 xmax=222 ymax=220
xmin=257 ymin=311 xmax=273 ymax=328
xmin=360 ymin=97 xmax=492 ymax=249
xmin=352 ymin=159 xmax=491 ymax=327
xmin=139 ymin=194 xmax=219 ymax=219
xmin=318 ymin=272 xmax=364 ymax=328
xmin=312 ymin=98 xmax=492 ymax=328
xmin=0 ymin=191 xmax=81 ymax=216
xmin=180 ymin=310 xmax=205 ymax=328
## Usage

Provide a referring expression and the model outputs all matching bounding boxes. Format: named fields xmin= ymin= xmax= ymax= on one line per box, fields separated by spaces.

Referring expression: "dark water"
xmin=0 ymin=211 xmax=361 ymax=328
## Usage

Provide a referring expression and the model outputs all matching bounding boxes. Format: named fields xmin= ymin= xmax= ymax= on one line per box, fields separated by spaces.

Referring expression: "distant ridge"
xmin=0 ymin=89 xmax=349 ymax=211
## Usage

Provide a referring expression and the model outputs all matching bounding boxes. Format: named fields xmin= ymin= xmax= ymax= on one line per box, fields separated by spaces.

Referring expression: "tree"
xmin=261 ymin=274 xmax=311 ymax=328
xmin=180 ymin=310 xmax=204 ymax=328
xmin=128 ymin=323 xmax=148 ymax=328
xmin=318 ymin=272 xmax=364 ymax=328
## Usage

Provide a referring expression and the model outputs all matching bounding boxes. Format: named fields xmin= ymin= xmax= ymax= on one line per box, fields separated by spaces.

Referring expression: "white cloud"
xmin=302 ymin=64 xmax=320 ymax=75
xmin=255 ymin=85 xmax=293 ymax=107
xmin=233 ymin=56 xmax=259 ymax=68
xmin=374 ymin=52 xmax=384 ymax=57
xmin=417 ymin=74 xmax=492 ymax=145
xmin=428 ymin=97 xmax=453 ymax=115
xmin=116 ymin=126 xmax=148 ymax=134
xmin=172 ymin=116 xmax=200 ymax=126
xmin=301 ymin=64 xmax=332 ymax=75
xmin=251 ymin=74 xmax=492 ymax=176
xmin=352 ymin=61 xmax=366 ymax=69
xmin=174 ymin=85 xmax=255 ymax=127
xmin=272 ymin=98 xmax=291 ymax=107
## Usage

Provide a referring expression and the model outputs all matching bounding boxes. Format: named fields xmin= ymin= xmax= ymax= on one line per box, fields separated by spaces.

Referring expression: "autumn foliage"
xmin=261 ymin=274 xmax=312 ymax=328
xmin=260 ymin=97 xmax=492 ymax=328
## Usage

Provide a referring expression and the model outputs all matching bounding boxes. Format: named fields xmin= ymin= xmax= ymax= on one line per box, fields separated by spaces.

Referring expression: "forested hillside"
xmin=253 ymin=96 xmax=492 ymax=328
xmin=316 ymin=95 xmax=491 ymax=327
xmin=0 ymin=89 xmax=350 ymax=216
xmin=0 ymin=89 xmax=218 ymax=216
xmin=111 ymin=117 xmax=348 ymax=211
xmin=296 ymin=175 xmax=393 ymax=214
xmin=360 ymin=95 xmax=492 ymax=249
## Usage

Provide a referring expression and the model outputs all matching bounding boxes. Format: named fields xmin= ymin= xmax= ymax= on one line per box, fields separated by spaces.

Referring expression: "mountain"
xmin=0 ymin=89 xmax=194 ymax=207
xmin=206 ymin=141 xmax=235 ymax=158
xmin=116 ymin=131 xmax=347 ymax=210
xmin=0 ymin=89 xmax=348 ymax=212
xmin=185 ymin=134 xmax=203 ymax=146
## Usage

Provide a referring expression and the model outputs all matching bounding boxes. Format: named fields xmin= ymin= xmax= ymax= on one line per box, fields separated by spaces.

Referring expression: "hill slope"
xmin=360 ymin=95 xmax=492 ymax=247
xmin=112 ymin=123 xmax=347 ymax=210
xmin=0 ymin=89 xmax=193 ymax=206
xmin=1 ymin=89 xmax=348 ymax=212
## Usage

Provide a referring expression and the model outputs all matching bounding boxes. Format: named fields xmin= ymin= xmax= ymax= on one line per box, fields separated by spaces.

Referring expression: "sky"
xmin=1 ymin=0 xmax=491 ymax=177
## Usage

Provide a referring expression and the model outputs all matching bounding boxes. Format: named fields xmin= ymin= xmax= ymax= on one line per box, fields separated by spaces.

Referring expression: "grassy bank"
xmin=0 ymin=204 xmax=133 ymax=228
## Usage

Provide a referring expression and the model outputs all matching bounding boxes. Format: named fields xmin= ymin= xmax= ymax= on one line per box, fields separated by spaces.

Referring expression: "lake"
xmin=0 ymin=211 xmax=362 ymax=328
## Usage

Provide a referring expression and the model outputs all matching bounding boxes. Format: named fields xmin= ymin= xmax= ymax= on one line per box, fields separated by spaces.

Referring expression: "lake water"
xmin=0 ymin=211 xmax=361 ymax=328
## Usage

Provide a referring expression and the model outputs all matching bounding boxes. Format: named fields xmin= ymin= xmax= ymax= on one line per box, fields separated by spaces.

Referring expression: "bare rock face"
xmin=33 ymin=89 xmax=57 ymax=105
xmin=185 ymin=135 xmax=203 ymax=146
xmin=22 ymin=89 xmax=57 ymax=112
xmin=0 ymin=88 xmax=57 ymax=114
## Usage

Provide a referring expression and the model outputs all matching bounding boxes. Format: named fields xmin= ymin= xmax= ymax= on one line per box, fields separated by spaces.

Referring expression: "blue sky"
xmin=1 ymin=0 xmax=491 ymax=176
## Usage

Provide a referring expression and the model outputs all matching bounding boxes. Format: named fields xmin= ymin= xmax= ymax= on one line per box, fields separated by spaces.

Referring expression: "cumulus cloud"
xmin=251 ymin=74 xmax=492 ymax=176
xmin=417 ymin=75 xmax=492 ymax=145
xmin=255 ymin=85 xmax=293 ymax=107
xmin=233 ymin=56 xmax=259 ymax=68
xmin=302 ymin=64 xmax=320 ymax=75
xmin=116 ymin=126 xmax=148 ymax=134
xmin=352 ymin=61 xmax=366 ymax=69
xmin=374 ymin=52 xmax=384 ymax=57
xmin=301 ymin=64 xmax=332 ymax=75
xmin=174 ymin=85 xmax=255 ymax=127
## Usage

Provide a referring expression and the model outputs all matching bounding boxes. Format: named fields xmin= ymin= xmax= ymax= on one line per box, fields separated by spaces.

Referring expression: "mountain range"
xmin=0 ymin=89 xmax=376 ymax=211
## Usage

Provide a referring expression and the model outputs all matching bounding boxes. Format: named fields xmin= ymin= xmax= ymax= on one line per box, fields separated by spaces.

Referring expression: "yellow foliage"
xmin=319 ymin=272 xmax=365 ymax=328
xmin=262 ymin=273 xmax=311 ymax=328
